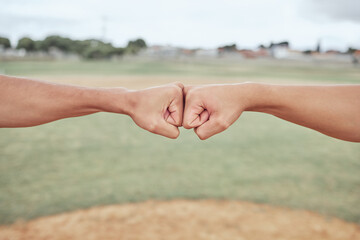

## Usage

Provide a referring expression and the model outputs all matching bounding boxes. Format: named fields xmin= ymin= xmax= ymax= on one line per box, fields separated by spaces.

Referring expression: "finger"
xmin=155 ymin=119 xmax=180 ymax=139
xmin=183 ymin=99 xmax=207 ymax=129
xmin=194 ymin=115 xmax=228 ymax=140
xmin=184 ymin=109 xmax=210 ymax=129
xmin=193 ymin=109 xmax=209 ymax=127
xmin=165 ymin=88 xmax=184 ymax=127
xmin=164 ymin=109 xmax=170 ymax=121
xmin=166 ymin=106 xmax=182 ymax=126
xmin=165 ymin=108 xmax=177 ymax=126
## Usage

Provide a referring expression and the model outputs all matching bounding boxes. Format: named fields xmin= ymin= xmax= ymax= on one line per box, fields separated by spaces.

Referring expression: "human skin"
xmin=0 ymin=75 xmax=183 ymax=139
xmin=183 ymin=83 xmax=360 ymax=142
xmin=1 ymin=74 xmax=360 ymax=142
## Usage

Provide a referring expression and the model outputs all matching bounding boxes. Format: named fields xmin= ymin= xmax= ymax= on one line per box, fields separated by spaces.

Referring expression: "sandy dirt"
xmin=0 ymin=200 xmax=359 ymax=240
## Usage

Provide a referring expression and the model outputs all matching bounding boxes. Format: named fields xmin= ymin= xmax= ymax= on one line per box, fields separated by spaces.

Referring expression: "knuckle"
xmin=147 ymin=121 xmax=160 ymax=133
xmin=170 ymin=86 xmax=182 ymax=96
xmin=197 ymin=133 xmax=207 ymax=140
xmin=171 ymin=130 xmax=180 ymax=139
xmin=183 ymin=125 xmax=191 ymax=130
xmin=147 ymin=124 xmax=156 ymax=133
xmin=216 ymin=118 xmax=230 ymax=130
xmin=195 ymin=128 xmax=207 ymax=140
xmin=173 ymin=81 xmax=184 ymax=90
xmin=182 ymin=120 xmax=192 ymax=129
xmin=185 ymin=89 xmax=195 ymax=99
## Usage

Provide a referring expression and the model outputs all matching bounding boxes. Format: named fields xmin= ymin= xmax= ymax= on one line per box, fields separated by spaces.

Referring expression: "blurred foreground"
xmin=0 ymin=59 xmax=359 ymax=227
xmin=1 ymin=200 xmax=359 ymax=240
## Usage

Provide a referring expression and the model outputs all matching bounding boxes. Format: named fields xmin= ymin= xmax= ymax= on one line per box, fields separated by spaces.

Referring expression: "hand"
xmin=183 ymin=84 xmax=250 ymax=140
xmin=126 ymin=83 xmax=184 ymax=139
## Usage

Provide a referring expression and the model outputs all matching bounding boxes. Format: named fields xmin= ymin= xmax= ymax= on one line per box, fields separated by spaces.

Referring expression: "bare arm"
xmin=183 ymin=83 xmax=360 ymax=142
xmin=0 ymin=75 xmax=120 ymax=127
xmin=0 ymin=75 xmax=183 ymax=138
xmin=248 ymin=84 xmax=360 ymax=142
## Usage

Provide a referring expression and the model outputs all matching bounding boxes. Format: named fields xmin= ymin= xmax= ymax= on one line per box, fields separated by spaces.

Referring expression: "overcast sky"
xmin=0 ymin=0 xmax=359 ymax=51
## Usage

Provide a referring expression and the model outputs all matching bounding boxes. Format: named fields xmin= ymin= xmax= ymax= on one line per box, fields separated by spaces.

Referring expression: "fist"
xmin=127 ymin=83 xmax=184 ymax=139
xmin=183 ymin=84 xmax=248 ymax=140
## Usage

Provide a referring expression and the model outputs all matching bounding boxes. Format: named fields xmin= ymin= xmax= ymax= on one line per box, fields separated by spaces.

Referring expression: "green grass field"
xmin=0 ymin=59 xmax=359 ymax=225
xmin=1 ymin=58 xmax=360 ymax=83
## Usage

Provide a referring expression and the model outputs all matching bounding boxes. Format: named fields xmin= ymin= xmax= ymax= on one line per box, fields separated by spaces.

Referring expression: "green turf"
xmin=0 ymin=60 xmax=359 ymax=225
xmin=1 ymin=59 xmax=360 ymax=83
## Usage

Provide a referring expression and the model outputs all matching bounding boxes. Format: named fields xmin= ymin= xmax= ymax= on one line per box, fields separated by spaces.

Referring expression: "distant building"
xmin=236 ymin=49 xmax=270 ymax=59
xmin=0 ymin=45 xmax=26 ymax=60
xmin=269 ymin=41 xmax=290 ymax=59
xmin=311 ymin=50 xmax=352 ymax=63
xmin=194 ymin=49 xmax=218 ymax=58
xmin=140 ymin=45 xmax=181 ymax=58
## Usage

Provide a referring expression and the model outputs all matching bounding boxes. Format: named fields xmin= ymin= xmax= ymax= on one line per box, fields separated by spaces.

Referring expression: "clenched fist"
xmin=1 ymin=74 xmax=359 ymax=142
xmin=125 ymin=83 xmax=184 ymax=139
xmin=183 ymin=84 xmax=251 ymax=140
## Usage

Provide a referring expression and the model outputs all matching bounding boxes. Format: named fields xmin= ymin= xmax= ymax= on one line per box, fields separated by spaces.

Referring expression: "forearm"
xmin=0 ymin=75 xmax=130 ymax=127
xmin=243 ymin=83 xmax=360 ymax=142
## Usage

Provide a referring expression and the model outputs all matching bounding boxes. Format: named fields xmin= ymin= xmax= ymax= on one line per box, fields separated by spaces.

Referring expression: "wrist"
xmin=240 ymin=82 xmax=278 ymax=113
xmin=88 ymin=87 xmax=135 ymax=115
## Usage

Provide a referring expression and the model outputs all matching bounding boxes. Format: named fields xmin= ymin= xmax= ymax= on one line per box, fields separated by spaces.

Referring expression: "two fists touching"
xmin=120 ymin=82 xmax=360 ymax=142
xmin=125 ymin=83 xmax=246 ymax=139
xmin=1 ymin=74 xmax=359 ymax=142
xmin=0 ymin=74 xmax=243 ymax=139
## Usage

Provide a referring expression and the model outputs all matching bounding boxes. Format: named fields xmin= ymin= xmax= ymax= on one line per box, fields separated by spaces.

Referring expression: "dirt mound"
xmin=0 ymin=200 xmax=359 ymax=240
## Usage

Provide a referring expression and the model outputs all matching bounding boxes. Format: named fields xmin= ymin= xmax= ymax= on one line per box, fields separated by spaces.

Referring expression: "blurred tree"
xmin=0 ymin=36 xmax=11 ymax=49
xmin=83 ymin=46 xmax=108 ymax=59
xmin=17 ymin=37 xmax=36 ymax=51
xmin=347 ymin=47 xmax=357 ymax=54
xmin=73 ymin=40 xmax=93 ymax=55
xmin=39 ymin=35 xmax=74 ymax=52
xmin=82 ymin=40 xmax=125 ymax=59
xmin=126 ymin=38 xmax=147 ymax=54
xmin=34 ymin=40 xmax=43 ymax=51
xmin=111 ymin=47 xmax=125 ymax=56
xmin=15 ymin=35 xmax=140 ymax=59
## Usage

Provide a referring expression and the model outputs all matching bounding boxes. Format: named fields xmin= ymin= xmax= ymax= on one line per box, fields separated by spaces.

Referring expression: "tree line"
xmin=0 ymin=35 xmax=147 ymax=59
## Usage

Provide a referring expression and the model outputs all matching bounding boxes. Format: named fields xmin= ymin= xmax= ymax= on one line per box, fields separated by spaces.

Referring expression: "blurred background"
xmin=0 ymin=0 xmax=359 ymax=239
